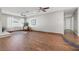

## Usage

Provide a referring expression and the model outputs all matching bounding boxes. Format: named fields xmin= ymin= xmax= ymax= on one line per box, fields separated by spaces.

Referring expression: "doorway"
xmin=64 ymin=16 xmax=74 ymax=33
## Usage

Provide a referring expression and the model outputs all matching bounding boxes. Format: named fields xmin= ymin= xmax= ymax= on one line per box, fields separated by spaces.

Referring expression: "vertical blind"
xmin=7 ymin=16 xmax=24 ymax=28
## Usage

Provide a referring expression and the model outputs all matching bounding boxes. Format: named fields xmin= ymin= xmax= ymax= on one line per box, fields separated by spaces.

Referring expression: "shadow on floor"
xmin=63 ymin=29 xmax=79 ymax=48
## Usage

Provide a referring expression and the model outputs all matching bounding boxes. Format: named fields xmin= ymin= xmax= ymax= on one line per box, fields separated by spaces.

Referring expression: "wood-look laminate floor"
xmin=0 ymin=31 xmax=78 ymax=51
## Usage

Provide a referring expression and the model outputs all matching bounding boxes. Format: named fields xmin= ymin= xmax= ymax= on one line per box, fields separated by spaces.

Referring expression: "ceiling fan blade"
xmin=39 ymin=7 xmax=49 ymax=12
xmin=43 ymin=7 xmax=50 ymax=9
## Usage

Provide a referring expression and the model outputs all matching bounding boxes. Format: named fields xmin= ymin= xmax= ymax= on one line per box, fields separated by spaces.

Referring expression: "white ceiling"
xmin=0 ymin=7 xmax=77 ymax=17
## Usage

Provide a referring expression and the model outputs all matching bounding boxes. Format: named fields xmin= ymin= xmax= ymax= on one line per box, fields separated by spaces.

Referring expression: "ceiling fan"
xmin=39 ymin=7 xmax=50 ymax=12
xmin=20 ymin=7 xmax=50 ymax=17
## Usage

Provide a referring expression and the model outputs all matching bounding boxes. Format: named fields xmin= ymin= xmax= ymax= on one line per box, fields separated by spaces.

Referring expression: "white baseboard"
xmin=0 ymin=32 xmax=11 ymax=38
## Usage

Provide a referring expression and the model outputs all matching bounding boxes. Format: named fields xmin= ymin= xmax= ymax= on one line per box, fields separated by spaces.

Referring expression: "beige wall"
xmin=0 ymin=9 xmax=2 ymax=33
xmin=78 ymin=8 xmax=79 ymax=36
xmin=1 ymin=14 xmax=7 ymax=28
xmin=27 ymin=11 xmax=64 ymax=34
xmin=73 ymin=9 xmax=78 ymax=34
xmin=73 ymin=8 xmax=79 ymax=36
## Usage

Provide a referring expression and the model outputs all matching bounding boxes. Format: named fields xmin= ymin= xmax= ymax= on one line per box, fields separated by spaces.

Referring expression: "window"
xmin=7 ymin=16 xmax=24 ymax=28
xmin=31 ymin=19 xmax=36 ymax=25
